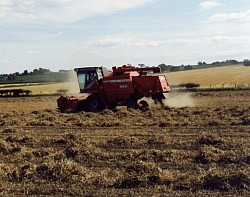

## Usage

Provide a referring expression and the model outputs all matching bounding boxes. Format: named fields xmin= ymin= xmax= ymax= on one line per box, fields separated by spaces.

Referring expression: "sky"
xmin=0 ymin=0 xmax=250 ymax=73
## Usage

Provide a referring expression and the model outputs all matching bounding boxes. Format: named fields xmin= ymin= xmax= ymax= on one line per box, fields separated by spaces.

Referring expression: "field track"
xmin=1 ymin=125 xmax=250 ymax=137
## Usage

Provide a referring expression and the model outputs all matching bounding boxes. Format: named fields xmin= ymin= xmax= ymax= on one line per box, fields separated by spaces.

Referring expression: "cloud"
xmin=0 ymin=0 xmax=13 ymax=6
xmin=0 ymin=0 xmax=152 ymax=23
xmin=25 ymin=50 xmax=39 ymax=54
xmin=209 ymin=9 xmax=250 ymax=21
xmin=199 ymin=1 xmax=221 ymax=9
xmin=90 ymin=34 xmax=250 ymax=48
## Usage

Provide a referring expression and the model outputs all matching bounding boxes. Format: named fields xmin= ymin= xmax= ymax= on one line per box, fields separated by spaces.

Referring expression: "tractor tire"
xmin=138 ymin=100 xmax=149 ymax=111
xmin=85 ymin=94 xmax=104 ymax=112
xmin=126 ymin=99 xmax=138 ymax=110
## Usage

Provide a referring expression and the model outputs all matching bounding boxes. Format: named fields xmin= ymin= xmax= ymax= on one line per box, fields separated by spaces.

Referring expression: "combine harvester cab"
xmin=57 ymin=65 xmax=170 ymax=112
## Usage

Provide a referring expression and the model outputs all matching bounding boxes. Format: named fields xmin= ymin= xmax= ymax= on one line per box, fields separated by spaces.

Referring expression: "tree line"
xmin=22 ymin=68 xmax=51 ymax=76
xmin=0 ymin=68 xmax=51 ymax=81
xmin=243 ymin=59 xmax=250 ymax=66
xmin=158 ymin=59 xmax=245 ymax=72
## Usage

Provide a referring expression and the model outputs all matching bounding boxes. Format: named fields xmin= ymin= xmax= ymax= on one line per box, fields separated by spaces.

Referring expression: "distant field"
xmin=0 ymin=71 xmax=79 ymax=95
xmin=22 ymin=81 xmax=80 ymax=95
xmin=166 ymin=64 xmax=250 ymax=88
xmin=0 ymin=81 xmax=79 ymax=95
xmin=0 ymin=72 xmax=71 ymax=84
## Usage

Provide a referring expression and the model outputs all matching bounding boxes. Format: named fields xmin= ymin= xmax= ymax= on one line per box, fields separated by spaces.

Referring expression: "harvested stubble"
xmin=0 ymin=90 xmax=249 ymax=196
xmin=116 ymin=161 xmax=169 ymax=188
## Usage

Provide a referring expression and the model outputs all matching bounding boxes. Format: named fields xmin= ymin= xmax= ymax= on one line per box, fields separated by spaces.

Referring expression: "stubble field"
xmin=0 ymin=90 xmax=249 ymax=196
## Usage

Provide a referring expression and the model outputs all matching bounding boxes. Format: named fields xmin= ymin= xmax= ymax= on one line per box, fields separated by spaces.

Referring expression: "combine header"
xmin=57 ymin=65 xmax=170 ymax=112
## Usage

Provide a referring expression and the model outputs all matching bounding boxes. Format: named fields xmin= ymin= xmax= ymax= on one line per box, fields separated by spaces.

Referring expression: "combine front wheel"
xmin=85 ymin=94 xmax=104 ymax=112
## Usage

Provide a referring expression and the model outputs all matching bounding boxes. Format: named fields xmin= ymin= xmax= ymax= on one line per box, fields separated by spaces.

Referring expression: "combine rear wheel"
xmin=85 ymin=94 xmax=104 ymax=112
xmin=138 ymin=100 xmax=149 ymax=111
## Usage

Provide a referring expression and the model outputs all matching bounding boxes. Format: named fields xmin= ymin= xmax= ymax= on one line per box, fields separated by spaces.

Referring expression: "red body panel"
xmin=77 ymin=65 xmax=171 ymax=107
xmin=133 ymin=75 xmax=170 ymax=97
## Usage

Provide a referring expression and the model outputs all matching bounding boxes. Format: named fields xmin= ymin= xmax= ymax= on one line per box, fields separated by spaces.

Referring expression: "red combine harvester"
xmin=57 ymin=65 xmax=171 ymax=112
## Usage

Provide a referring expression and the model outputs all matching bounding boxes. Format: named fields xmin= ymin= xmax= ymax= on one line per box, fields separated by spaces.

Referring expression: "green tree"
xmin=23 ymin=70 xmax=28 ymax=75
xmin=158 ymin=64 xmax=171 ymax=72
xmin=198 ymin=61 xmax=203 ymax=65
xmin=243 ymin=59 xmax=250 ymax=66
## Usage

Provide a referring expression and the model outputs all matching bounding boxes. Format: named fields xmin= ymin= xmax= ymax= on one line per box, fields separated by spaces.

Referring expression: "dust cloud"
xmin=164 ymin=92 xmax=195 ymax=107
xmin=66 ymin=70 xmax=81 ymax=95
xmin=139 ymin=92 xmax=195 ymax=109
